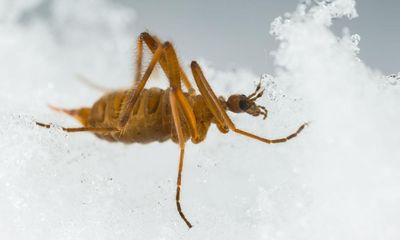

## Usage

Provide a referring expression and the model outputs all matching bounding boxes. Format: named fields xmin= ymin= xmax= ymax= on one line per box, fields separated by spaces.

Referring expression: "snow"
xmin=1 ymin=0 xmax=399 ymax=239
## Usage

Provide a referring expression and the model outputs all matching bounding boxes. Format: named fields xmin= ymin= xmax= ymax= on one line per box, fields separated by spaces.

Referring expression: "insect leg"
xmin=140 ymin=32 xmax=196 ymax=95
xmin=35 ymin=122 xmax=117 ymax=133
xmin=169 ymin=90 xmax=192 ymax=228
xmin=162 ymin=41 xmax=209 ymax=227
xmin=133 ymin=32 xmax=144 ymax=86
xmin=118 ymin=41 xmax=164 ymax=129
xmin=149 ymin=41 xmax=200 ymax=142
xmin=233 ymin=124 xmax=308 ymax=143
xmin=191 ymin=61 xmax=308 ymax=144
xmin=190 ymin=62 xmax=229 ymax=132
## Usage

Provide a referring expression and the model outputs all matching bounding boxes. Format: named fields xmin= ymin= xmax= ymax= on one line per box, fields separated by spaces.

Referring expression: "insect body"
xmin=36 ymin=32 xmax=307 ymax=228
xmin=86 ymin=87 xmax=213 ymax=144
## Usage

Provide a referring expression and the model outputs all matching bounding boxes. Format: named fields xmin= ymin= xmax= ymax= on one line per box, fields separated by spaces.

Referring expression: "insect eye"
xmin=239 ymin=100 xmax=250 ymax=111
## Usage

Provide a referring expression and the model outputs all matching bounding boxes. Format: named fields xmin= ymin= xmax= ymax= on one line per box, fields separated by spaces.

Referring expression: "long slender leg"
xmin=118 ymin=42 xmax=164 ymax=129
xmin=161 ymin=41 xmax=211 ymax=228
xmin=191 ymin=61 xmax=308 ymax=143
xmin=116 ymin=38 xmax=198 ymax=227
xmin=140 ymin=32 xmax=196 ymax=95
xmin=169 ymin=90 xmax=192 ymax=228
xmin=36 ymin=105 xmax=117 ymax=133
xmin=126 ymin=34 xmax=200 ymax=141
xmin=152 ymin=41 xmax=200 ymax=142
xmin=190 ymin=62 xmax=228 ymax=132
xmin=133 ymin=34 xmax=144 ymax=85
xmin=35 ymin=122 xmax=117 ymax=133
xmin=118 ymin=39 xmax=199 ymax=227
xmin=120 ymin=39 xmax=200 ymax=140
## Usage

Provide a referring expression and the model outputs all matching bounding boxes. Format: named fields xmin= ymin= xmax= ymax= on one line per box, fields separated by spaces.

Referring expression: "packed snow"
xmin=0 ymin=0 xmax=399 ymax=239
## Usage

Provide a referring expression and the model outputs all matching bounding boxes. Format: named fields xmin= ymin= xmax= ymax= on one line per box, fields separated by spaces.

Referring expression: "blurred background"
xmin=15 ymin=0 xmax=400 ymax=74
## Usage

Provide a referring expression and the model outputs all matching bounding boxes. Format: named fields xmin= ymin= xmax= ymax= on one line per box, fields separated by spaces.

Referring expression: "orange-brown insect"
xmin=36 ymin=32 xmax=307 ymax=228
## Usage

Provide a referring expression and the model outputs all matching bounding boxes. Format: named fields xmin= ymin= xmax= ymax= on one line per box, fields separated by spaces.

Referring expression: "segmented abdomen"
xmin=87 ymin=87 xmax=213 ymax=144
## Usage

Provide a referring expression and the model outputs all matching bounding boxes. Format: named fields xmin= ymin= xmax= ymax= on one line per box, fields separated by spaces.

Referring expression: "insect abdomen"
xmin=87 ymin=87 xmax=214 ymax=144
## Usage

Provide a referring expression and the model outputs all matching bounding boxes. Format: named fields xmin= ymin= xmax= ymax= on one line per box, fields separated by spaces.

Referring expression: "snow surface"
xmin=1 ymin=0 xmax=399 ymax=239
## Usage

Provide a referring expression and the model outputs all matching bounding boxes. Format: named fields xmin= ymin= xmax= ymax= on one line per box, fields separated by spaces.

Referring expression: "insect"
xmin=36 ymin=32 xmax=308 ymax=228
